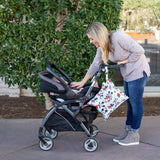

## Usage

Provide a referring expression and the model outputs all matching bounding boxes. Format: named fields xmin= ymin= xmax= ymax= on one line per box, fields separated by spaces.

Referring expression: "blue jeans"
xmin=124 ymin=72 xmax=148 ymax=132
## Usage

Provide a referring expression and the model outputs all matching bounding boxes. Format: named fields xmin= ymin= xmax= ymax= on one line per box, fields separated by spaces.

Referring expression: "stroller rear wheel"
xmin=45 ymin=129 xmax=58 ymax=139
xmin=39 ymin=137 xmax=54 ymax=151
xmin=83 ymin=137 xmax=98 ymax=152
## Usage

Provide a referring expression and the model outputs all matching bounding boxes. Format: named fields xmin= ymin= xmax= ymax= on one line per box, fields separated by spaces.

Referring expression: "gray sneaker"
xmin=113 ymin=129 xmax=129 ymax=143
xmin=118 ymin=131 xmax=140 ymax=146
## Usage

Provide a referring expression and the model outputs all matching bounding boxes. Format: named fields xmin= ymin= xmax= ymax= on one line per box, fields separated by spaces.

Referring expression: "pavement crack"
xmin=0 ymin=143 xmax=38 ymax=158
xmin=99 ymin=131 xmax=117 ymax=137
xmin=140 ymin=141 xmax=160 ymax=148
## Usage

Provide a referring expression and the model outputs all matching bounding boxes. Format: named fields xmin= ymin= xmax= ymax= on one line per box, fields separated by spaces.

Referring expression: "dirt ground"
xmin=0 ymin=96 xmax=160 ymax=119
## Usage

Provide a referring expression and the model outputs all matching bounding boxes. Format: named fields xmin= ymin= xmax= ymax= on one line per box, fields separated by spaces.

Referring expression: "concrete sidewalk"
xmin=0 ymin=116 xmax=160 ymax=160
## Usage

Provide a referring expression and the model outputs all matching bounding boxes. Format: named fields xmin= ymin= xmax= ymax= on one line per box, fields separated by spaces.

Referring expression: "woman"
xmin=70 ymin=22 xmax=150 ymax=146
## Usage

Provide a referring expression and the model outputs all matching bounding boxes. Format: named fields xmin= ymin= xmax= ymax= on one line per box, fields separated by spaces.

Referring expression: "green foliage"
xmin=122 ymin=0 xmax=160 ymax=28
xmin=0 ymin=0 xmax=123 ymax=98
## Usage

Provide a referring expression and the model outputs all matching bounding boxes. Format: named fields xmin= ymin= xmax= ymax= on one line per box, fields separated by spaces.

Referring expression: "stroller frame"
xmin=38 ymin=62 xmax=120 ymax=152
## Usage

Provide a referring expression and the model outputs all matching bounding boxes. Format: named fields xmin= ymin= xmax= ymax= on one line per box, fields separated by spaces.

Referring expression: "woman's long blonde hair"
xmin=87 ymin=22 xmax=112 ymax=64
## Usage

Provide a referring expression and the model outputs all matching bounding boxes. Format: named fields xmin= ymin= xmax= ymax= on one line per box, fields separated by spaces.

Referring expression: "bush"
xmin=0 ymin=0 xmax=123 ymax=98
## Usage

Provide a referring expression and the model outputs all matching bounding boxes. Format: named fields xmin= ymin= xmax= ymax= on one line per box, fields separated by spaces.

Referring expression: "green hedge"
xmin=0 ymin=0 xmax=123 ymax=98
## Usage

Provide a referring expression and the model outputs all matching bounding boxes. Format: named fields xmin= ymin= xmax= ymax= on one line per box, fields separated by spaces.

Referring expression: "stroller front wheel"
xmin=39 ymin=137 xmax=54 ymax=151
xmin=83 ymin=137 xmax=98 ymax=152
xmin=89 ymin=125 xmax=99 ymax=137
xmin=45 ymin=129 xmax=58 ymax=139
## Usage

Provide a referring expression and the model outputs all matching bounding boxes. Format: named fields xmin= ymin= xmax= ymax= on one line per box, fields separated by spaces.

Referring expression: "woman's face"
xmin=87 ymin=34 xmax=100 ymax=48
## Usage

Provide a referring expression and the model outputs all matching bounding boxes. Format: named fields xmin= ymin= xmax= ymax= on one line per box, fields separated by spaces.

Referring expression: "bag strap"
xmin=105 ymin=66 xmax=108 ymax=80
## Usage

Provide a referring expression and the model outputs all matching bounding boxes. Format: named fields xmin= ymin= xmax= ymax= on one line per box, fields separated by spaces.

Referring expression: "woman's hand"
xmin=70 ymin=81 xmax=99 ymax=89
xmin=70 ymin=74 xmax=91 ymax=89
xmin=70 ymin=81 xmax=84 ymax=89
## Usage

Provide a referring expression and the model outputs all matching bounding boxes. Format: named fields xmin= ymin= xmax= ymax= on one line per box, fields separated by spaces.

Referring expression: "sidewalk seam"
xmin=0 ymin=143 xmax=37 ymax=158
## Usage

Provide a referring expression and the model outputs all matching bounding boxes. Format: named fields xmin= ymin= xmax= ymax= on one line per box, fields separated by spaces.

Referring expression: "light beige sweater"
xmin=86 ymin=31 xmax=151 ymax=82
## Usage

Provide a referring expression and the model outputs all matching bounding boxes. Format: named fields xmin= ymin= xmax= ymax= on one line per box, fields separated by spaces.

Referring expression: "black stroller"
xmin=38 ymin=62 xmax=118 ymax=152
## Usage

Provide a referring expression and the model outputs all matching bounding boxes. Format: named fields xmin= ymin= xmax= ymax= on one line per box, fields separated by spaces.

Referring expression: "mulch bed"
xmin=0 ymin=96 xmax=160 ymax=119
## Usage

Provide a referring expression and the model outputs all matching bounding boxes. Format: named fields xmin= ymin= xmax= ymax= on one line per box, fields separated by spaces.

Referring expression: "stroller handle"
xmin=100 ymin=63 xmax=123 ymax=70
xmin=84 ymin=63 xmax=122 ymax=99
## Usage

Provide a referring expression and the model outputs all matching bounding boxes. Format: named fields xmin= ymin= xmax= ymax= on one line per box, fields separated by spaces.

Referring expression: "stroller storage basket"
xmin=45 ymin=109 xmax=81 ymax=131
xmin=45 ymin=106 xmax=98 ymax=132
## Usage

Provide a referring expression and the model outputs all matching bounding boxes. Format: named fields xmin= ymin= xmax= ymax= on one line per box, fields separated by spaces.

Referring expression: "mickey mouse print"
xmin=88 ymin=79 xmax=128 ymax=120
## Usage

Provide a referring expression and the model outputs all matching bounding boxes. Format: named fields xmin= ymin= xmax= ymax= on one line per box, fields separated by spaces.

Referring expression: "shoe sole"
xmin=118 ymin=142 xmax=139 ymax=146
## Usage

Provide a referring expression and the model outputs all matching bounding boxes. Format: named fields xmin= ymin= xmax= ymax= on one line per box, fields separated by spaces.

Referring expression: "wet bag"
xmin=88 ymin=67 xmax=128 ymax=120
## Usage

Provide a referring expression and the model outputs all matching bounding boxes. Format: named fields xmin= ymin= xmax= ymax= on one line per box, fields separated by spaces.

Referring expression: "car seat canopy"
xmin=39 ymin=71 xmax=66 ymax=94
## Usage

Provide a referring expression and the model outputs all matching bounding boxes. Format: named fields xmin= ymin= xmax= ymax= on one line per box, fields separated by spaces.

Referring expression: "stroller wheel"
xmin=90 ymin=125 xmax=99 ymax=137
xmin=83 ymin=137 xmax=98 ymax=152
xmin=45 ymin=129 xmax=58 ymax=139
xmin=39 ymin=137 xmax=54 ymax=151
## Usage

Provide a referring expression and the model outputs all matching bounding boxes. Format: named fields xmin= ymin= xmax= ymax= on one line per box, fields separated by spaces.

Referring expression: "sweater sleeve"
xmin=86 ymin=47 xmax=103 ymax=77
xmin=117 ymin=32 xmax=145 ymax=62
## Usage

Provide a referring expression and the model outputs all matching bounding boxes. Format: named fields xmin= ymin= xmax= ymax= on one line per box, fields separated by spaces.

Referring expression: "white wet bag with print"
xmin=88 ymin=66 xmax=128 ymax=120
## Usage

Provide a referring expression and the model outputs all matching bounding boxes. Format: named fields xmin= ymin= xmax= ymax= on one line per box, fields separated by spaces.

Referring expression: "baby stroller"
xmin=38 ymin=62 xmax=119 ymax=152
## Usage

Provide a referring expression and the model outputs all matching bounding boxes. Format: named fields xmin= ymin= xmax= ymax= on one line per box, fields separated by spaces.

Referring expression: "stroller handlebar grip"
xmin=100 ymin=63 xmax=123 ymax=70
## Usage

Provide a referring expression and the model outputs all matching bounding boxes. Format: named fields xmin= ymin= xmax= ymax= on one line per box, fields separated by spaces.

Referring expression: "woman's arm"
xmin=117 ymin=58 xmax=129 ymax=64
xmin=118 ymin=32 xmax=145 ymax=63
xmin=112 ymin=32 xmax=145 ymax=64
xmin=70 ymin=47 xmax=103 ymax=89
